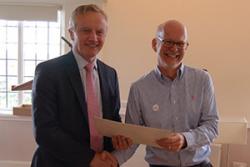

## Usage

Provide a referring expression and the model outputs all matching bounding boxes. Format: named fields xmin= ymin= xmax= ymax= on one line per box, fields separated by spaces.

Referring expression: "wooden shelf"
xmin=11 ymin=80 xmax=33 ymax=91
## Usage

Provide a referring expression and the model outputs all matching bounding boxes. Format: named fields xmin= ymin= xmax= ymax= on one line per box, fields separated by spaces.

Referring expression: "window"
xmin=0 ymin=14 xmax=61 ymax=114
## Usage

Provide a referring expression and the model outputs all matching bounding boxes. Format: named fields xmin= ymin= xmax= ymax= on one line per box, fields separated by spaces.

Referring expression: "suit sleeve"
xmin=32 ymin=63 xmax=95 ymax=165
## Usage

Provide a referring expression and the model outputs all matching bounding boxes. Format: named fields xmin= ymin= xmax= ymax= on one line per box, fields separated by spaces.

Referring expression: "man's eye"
xmin=79 ymin=28 xmax=91 ymax=33
xmin=97 ymin=31 xmax=104 ymax=35
xmin=177 ymin=42 xmax=185 ymax=46
xmin=165 ymin=41 xmax=174 ymax=45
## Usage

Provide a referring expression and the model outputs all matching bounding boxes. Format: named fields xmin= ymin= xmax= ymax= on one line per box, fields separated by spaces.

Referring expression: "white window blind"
xmin=0 ymin=3 xmax=61 ymax=21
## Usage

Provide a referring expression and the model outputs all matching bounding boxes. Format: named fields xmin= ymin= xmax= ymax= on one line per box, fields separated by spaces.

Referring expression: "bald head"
xmin=156 ymin=20 xmax=188 ymax=42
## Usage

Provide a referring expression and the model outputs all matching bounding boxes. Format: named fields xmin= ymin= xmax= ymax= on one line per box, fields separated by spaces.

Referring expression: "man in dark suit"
xmin=31 ymin=4 xmax=120 ymax=167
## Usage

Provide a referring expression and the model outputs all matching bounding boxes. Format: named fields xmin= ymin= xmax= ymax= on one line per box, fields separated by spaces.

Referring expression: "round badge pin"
xmin=152 ymin=104 xmax=159 ymax=112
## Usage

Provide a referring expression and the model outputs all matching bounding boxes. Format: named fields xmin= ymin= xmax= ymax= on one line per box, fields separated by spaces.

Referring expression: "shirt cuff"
xmin=182 ymin=132 xmax=194 ymax=149
xmin=112 ymin=150 xmax=126 ymax=165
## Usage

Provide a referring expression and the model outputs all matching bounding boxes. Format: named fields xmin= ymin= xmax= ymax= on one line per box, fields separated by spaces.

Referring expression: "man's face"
xmin=153 ymin=26 xmax=188 ymax=70
xmin=69 ymin=12 xmax=107 ymax=62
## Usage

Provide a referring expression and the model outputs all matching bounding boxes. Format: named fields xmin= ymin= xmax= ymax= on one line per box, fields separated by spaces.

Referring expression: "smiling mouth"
xmin=164 ymin=52 xmax=178 ymax=58
xmin=87 ymin=44 xmax=98 ymax=48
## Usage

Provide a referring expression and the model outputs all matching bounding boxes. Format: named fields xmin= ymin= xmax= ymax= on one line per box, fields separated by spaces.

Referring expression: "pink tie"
xmin=85 ymin=63 xmax=102 ymax=152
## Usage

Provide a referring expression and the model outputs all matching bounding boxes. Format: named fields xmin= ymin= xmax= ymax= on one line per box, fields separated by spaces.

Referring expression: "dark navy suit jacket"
xmin=31 ymin=51 xmax=121 ymax=167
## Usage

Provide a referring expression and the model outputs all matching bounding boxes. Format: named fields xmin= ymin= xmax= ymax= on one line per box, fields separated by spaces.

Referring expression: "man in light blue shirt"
xmin=112 ymin=20 xmax=218 ymax=167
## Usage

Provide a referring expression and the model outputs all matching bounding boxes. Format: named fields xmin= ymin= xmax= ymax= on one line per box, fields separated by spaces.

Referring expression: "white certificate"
xmin=94 ymin=117 xmax=171 ymax=148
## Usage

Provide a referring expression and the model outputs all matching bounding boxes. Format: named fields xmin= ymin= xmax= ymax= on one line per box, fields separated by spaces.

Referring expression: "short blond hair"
xmin=69 ymin=4 xmax=107 ymax=29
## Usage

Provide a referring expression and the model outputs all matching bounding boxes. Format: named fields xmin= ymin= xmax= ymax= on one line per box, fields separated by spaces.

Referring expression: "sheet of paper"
xmin=94 ymin=117 xmax=171 ymax=148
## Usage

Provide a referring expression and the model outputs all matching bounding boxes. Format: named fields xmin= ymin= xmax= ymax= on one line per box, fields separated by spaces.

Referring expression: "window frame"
xmin=0 ymin=17 xmax=62 ymax=115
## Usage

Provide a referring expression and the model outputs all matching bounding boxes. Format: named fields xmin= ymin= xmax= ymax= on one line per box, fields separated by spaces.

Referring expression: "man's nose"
xmin=88 ymin=31 xmax=98 ymax=41
xmin=168 ymin=44 xmax=178 ymax=52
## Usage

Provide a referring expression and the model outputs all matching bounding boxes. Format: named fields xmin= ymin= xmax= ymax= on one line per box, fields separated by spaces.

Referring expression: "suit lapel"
xmin=64 ymin=51 xmax=89 ymax=122
xmin=65 ymin=57 xmax=112 ymax=122
xmin=97 ymin=60 xmax=111 ymax=119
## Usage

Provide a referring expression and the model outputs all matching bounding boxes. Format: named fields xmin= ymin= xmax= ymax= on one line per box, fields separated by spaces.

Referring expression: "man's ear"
xmin=184 ymin=42 xmax=189 ymax=51
xmin=152 ymin=38 xmax=157 ymax=52
xmin=68 ymin=28 xmax=74 ymax=41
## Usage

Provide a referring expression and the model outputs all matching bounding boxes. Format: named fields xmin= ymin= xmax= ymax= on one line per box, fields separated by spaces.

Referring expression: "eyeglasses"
xmin=157 ymin=37 xmax=188 ymax=49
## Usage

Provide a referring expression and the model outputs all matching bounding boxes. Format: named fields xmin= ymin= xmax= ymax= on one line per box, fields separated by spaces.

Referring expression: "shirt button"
xmin=175 ymin=117 xmax=178 ymax=120
xmin=173 ymin=100 xmax=176 ymax=104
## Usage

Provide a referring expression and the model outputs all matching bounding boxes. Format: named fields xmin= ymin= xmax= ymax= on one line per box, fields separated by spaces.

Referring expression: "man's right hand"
xmin=112 ymin=135 xmax=133 ymax=150
xmin=156 ymin=132 xmax=187 ymax=152
xmin=90 ymin=151 xmax=117 ymax=167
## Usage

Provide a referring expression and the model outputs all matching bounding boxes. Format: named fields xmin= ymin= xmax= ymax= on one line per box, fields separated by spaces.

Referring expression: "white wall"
xmin=101 ymin=0 xmax=250 ymax=123
xmin=0 ymin=115 xmax=35 ymax=163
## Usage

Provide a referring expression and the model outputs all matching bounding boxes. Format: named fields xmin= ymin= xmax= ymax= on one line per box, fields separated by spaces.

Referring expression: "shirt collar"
xmin=73 ymin=49 xmax=98 ymax=70
xmin=155 ymin=64 xmax=185 ymax=81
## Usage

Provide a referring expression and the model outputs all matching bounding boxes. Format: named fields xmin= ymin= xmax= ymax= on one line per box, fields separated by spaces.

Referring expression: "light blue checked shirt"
xmin=113 ymin=64 xmax=218 ymax=167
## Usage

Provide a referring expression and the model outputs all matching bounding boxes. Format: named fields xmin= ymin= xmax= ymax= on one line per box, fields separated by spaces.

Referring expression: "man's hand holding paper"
xmin=94 ymin=117 xmax=171 ymax=148
xmin=156 ymin=133 xmax=187 ymax=152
